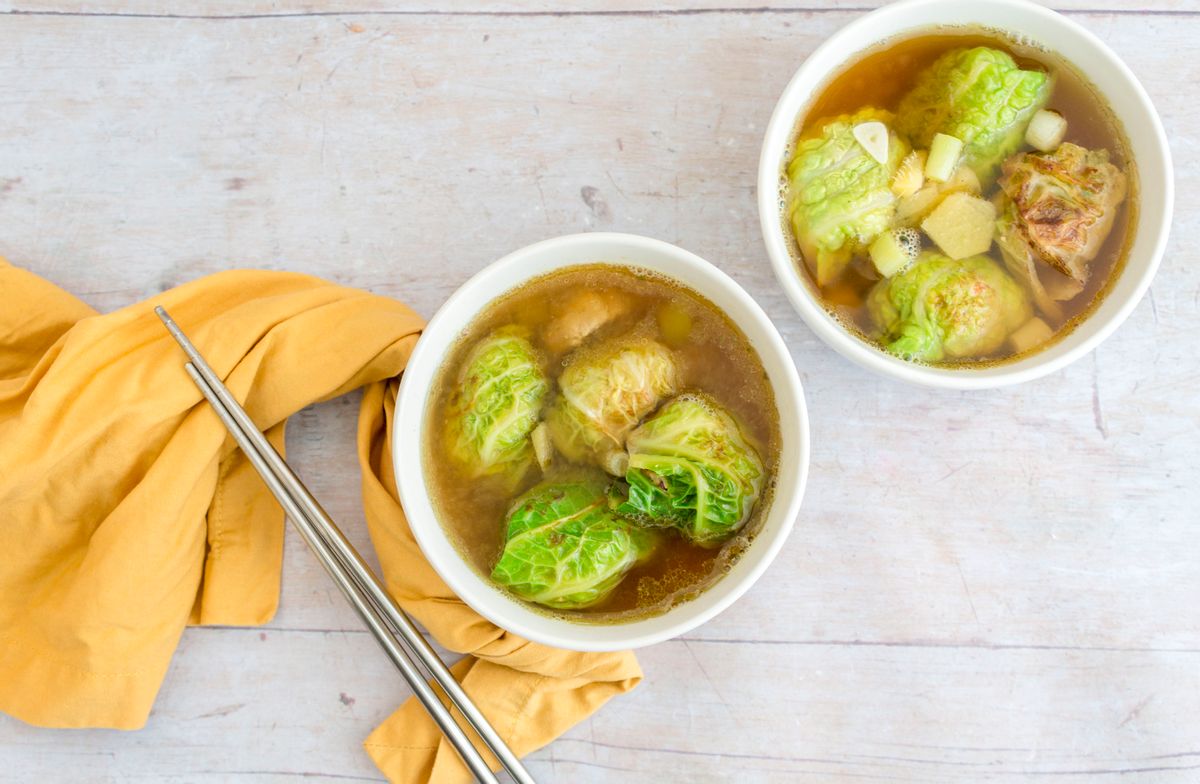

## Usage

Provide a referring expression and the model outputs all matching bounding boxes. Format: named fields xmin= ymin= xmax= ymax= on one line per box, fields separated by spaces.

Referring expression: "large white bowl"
xmin=758 ymin=0 xmax=1173 ymax=389
xmin=394 ymin=233 xmax=809 ymax=651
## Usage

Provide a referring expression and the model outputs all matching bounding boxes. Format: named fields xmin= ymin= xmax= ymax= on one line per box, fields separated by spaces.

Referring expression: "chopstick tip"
xmin=155 ymin=305 xmax=188 ymax=344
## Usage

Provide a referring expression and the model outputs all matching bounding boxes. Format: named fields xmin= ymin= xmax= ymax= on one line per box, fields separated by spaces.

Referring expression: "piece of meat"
xmin=541 ymin=290 xmax=631 ymax=354
xmin=996 ymin=142 xmax=1127 ymax=284
xmin=995 ymin=211 xmax=1083 ymax=323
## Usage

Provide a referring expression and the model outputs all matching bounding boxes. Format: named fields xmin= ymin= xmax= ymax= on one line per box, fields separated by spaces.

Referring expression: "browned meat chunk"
xmin=996 ymin=142 xmax=1127 ymax=284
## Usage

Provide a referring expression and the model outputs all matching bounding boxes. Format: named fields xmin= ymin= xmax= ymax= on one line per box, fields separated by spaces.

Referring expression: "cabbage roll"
xmin=447 ymin=327 xmax=548 ymax=481
xmin=897 ymin=47 xmax=1051 ymax=185
xmin=868 ymin=251 xmax=1031 ymax=362
xmin=787 ymin=108 xmax=909 ymax=285
xmin=491 ymin=478 xmax=654 ymax=609
xmin=547 ymin=337 xmax=678 ymax=474
xmin=621 ymin=395 xmax=765 ymax=547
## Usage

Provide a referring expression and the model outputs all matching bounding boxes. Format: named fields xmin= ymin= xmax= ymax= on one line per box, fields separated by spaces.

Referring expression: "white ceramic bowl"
xmin=758 ymin=0 xmax=1173 ymax=389
xmin=394 ymin=233 xmax=810 ymax=651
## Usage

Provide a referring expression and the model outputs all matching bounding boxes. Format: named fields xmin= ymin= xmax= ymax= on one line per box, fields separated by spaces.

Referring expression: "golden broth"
xmin=423 ymin=265 xmax=781 ymax=623
xmin=783 ymin=29 xmax=1138 ymax=367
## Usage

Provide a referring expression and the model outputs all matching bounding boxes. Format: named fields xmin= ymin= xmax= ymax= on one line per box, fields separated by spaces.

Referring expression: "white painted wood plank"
xmin=0 ymin=4 xmax=1196 ymax=783
xmin=522 ymin=641 xmax=1200 ymax=782
xmin=2 ymin=637 xmax=1197 ymax=781
xmin=0 ymin=627 xmax=401 ymax=781
xmin=2 ymin=2 xmax=1197 ymax=17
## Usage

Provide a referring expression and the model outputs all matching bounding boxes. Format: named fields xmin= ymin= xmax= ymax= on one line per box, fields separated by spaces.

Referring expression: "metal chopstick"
xmin=186 ymin=366 xmax=500 ymax=784
xmin=156 ymin=307 xmax=535 ymax=784
xmin=179 ymin=366 xmax=501 ymax=784
xmin=155 ymin=307 xmax=533 ymax=784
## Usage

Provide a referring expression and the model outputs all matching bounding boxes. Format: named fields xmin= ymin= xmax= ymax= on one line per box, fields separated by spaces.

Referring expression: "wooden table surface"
xmin=2 ymin=1 xmax=1198 ymax=781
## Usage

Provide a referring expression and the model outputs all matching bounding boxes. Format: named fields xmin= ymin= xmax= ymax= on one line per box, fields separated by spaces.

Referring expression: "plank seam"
xmin=192 ymin=626 xmax=1200 ymax=654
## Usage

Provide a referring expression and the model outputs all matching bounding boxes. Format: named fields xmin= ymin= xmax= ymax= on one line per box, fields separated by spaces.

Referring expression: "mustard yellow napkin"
xmin=0 ymin=259 xmax=641 ymax=782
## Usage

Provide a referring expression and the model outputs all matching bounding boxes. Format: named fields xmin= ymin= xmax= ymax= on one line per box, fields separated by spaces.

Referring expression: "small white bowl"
xmin=757 ymin=0 xmax=1173 ymax=389
xmin=394 ymin=233 xmax=810 ymax=651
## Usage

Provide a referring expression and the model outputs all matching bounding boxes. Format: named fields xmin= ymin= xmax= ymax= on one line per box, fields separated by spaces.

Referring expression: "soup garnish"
xmin=424 ymin=265 xmax=780 ymax=622
xmin=783 ymin=32 xmax=1135 ymax=365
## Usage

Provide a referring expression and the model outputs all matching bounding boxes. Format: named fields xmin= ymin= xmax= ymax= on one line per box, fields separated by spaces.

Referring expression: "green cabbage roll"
xmin=897 ymin=47 xmax=1051 ymax=185
xmin=867 ymin=252 xmax=1031 ymax=362
xmin=995 ymin=142 xmax=1128 ymax=319
xmin=546 ymin=337 xmax=678 ymax=475
xmin=787 ymin=107 xmax=909 ymax=285
xmin=491 ymin=478 xmax=654 ymax=609
xmin=621 ymin=395 xmax=765 ymax=547
xmin=447 ymin=327 xmax=549 ymax=482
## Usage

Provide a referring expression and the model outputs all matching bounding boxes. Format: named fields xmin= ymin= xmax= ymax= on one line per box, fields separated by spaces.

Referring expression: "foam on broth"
xmin=423 ymin=264 xmax=782 ymax=624
xmin=780 ymin=28 xmax=1139 ymax=368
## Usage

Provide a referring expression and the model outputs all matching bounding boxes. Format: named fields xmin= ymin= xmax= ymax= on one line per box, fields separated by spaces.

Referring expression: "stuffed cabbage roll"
xmin=547 ymin=337 xmax=678 ymax=475
xmin=447 ymin=327 xmax=548 ymax=481
xmin=787 ymin=107 xmax=909 ymax=285
xmin=995 ymin=143 xmax=1127 ymax=318
xmin=868 ymin=252 xmax=1031 ymax=362
xmin=491 ymin=478 xmax=654 ymax=609
xmin=897 ymin=47 xmax=1051 ymax=185
xmin=621 ymin=395 xmax=765 ymax=547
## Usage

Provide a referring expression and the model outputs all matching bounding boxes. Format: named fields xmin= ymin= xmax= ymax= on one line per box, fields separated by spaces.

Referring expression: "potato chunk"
xmin=1008 ymin=317 xmax=1054 ymax=354
xmin=896 ymin=164 xmax=981 ymax=226
xmin=1025 ymin=109 xmax=1067 ymax=153
xmin=656 ymin=300 xmax=692 ymax=347
xmin=921 ymin=193 xmax=996 ymax=260
xmin=869 ymin=228 xmax=921 ymax=278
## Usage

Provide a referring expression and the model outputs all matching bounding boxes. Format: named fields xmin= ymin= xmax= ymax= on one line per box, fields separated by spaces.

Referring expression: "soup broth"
xmin=424 ymin=265 xmax=781 ymax=623
xmin=782 ymin=29 xmax=1138 ymax=367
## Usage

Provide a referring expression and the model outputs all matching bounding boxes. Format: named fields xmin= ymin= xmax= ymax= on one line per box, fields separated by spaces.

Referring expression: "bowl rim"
xmin=756 ymin=0 xmax=1174 ymax=389
xmin=393 ymin=232 xmax=811 ymax=651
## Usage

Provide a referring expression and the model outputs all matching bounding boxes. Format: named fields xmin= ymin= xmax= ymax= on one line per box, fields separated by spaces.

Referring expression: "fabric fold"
xmin=0 ymin=258 xmax=641 ymax=781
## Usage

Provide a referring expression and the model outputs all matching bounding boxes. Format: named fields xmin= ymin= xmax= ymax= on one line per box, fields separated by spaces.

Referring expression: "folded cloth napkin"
xmin=0 ymin=259 xmax=642 ymax=782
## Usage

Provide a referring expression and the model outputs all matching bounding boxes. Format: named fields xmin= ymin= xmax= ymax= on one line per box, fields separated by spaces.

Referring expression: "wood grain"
xmin=3 ymin=1 xmax=1198 ymax=16
xmin=0 ymin=3 xmax=1197 ymax=782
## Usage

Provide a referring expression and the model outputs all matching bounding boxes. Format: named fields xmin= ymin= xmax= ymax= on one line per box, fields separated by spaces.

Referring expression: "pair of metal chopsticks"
xmin=155 ymin=306 xmax=535 ymax=784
